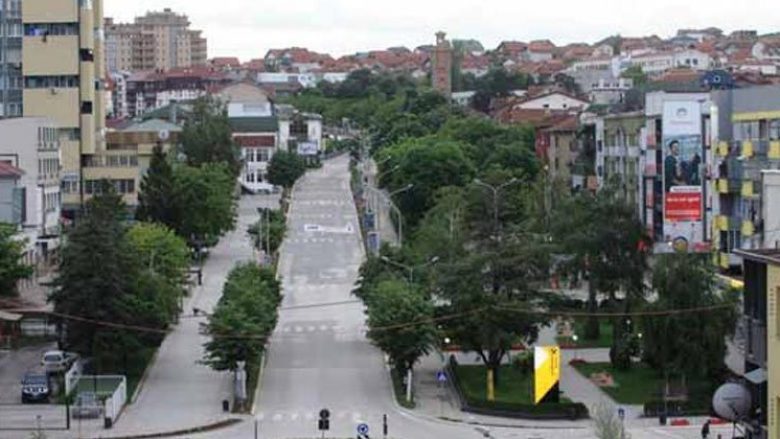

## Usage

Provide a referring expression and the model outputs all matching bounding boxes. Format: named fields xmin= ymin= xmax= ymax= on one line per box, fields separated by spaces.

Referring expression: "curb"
xmin=128 ymin=346 xmax=162 ymax=404
xmin=94 ymin=418 xmax=243 ymax=439
xmin=250 ymin=352 xmax=268 ymax=415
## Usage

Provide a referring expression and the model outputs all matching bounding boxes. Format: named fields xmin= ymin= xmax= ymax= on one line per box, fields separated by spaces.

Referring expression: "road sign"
xmin=534 ymin=346 xmax=561 ymax=404
xmin=436 ymin=370 xmax=447 ymax=383
xmin=357 ymin=422 xmax=369 ymax=436
xmin=318 ymin=408 xmax=330 ymax=431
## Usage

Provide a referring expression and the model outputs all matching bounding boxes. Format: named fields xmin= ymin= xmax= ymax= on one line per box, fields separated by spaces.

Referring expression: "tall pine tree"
xmin=50 ymin=186 xmax=139 ymax=359
xmin=136 ymin=144 xmax=178 ymax=229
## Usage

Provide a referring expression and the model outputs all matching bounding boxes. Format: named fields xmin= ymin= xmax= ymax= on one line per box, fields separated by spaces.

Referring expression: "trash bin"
xmin=222 ymin=399 xmax=230 ymax=412
xmin=659 ymin=412 xmax=667 ymax=426
xmin=104 ymin=417 xmax=113 ymax=429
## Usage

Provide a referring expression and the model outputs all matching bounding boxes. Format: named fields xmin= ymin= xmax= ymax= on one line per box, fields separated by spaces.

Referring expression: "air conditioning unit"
xmin=50 ymin=88 xmax=58 ymax=95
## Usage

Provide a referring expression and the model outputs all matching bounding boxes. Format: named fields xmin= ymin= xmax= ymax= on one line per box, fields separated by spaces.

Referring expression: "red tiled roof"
xmin=0 ymin=161 xmax=24 ymax=178
xmin=528 ymin=40 xmax=556 ymax=53
xmin=243 ymin=58 xmax=266 ymax=71
xmin=498 ymin=41 xmax=528 ymax=54
xmin=210 ymin=57 xmax=241 ymax=68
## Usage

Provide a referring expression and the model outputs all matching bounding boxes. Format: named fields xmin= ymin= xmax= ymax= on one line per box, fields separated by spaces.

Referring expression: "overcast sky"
xmin=104 ymin=0 xmax=780 ymax=61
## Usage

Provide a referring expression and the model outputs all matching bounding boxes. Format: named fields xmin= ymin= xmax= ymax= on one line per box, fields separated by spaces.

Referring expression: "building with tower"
xmin=432 ymin=31 xmax=452 ymax=98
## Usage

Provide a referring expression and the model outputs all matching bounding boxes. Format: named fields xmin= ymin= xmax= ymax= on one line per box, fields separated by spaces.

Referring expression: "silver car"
xmin=72 ymin=392 xmax=102 ymax=419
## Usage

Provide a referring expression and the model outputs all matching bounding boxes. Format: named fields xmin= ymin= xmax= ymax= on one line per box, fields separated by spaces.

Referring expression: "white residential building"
xmin=0 ymin=118 xmax=62 ymax=262
xmin=514 ymin=92 xmax=589 ymax=111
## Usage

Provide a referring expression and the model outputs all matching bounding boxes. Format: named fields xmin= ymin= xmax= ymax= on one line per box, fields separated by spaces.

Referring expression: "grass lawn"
xmin=456 ymin=365 xmax=533 ymax=404
xmin=556 ymin=319 xmax=614 ymax=349
xmin=390 ymin=369 xmax=415 ymax=409
xmin=573 ymin=362 xmax=714 ymax=409
xmin=573 ymin=362 xmax=661 ymax=404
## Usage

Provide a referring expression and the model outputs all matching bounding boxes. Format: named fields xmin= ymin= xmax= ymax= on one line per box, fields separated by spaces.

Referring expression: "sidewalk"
xmin=363 ymin=159 xmax=398 ymax=247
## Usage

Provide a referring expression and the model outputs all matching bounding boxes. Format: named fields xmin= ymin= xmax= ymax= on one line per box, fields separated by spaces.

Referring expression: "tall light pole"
xmin=388 ymin=184 xmax=413 ymax=247
xmin=473 ymin=178 xmax=519 ymax=242
xmin=378 ymin=255 xmax=440 ymax=404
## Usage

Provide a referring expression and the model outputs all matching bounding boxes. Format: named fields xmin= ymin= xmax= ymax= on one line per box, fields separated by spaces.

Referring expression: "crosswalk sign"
xmin=534 ymin=346 xmax=561 ymax=404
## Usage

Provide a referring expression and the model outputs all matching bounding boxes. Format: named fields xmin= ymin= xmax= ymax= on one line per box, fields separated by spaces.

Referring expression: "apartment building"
xmin=734 ymin=248 xmax=780 ymax=439
xmin=595 ymin=111 xmax=645 ymax=214
xmin=105 ymin=8 xmax=207 ymax=73
xmin=96 ymin=118 xmax=181 ymax=207
xmin=0 ymin=118 xmax=60 ymax=238
xmin=0 ymin=0 xmax=107 ymax=216
xmin=126 ymin=66 xmax=229 ymax=117
xmin=711 ymin=86 xmax=780 ymax=270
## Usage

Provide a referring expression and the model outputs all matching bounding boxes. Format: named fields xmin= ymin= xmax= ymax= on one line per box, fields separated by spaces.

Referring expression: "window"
xmin=61 ymin=180 xmax=78 ymax=194
xmin=80 ymin=101 xmax=93 ymax=114
xmin=24 ymin=23 xmax=79 ymax=37
xmin=79 ymin=49 xmax=94 ymax=62
xmin=770 ymin=120 xmax=780 ymax=141
xmin=257 ymin=148 xmax=271 ymax=163
xmin=24 ymin=75 xmax=79 ymax=89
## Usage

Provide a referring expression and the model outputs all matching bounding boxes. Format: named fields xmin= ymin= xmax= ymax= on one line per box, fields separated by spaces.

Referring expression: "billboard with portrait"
xmin=662 ymin=101 xmax=708 ymax=253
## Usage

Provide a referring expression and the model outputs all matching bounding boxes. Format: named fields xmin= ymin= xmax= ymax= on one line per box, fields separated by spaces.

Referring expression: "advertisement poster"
xmin=662 ymin=101 xmax=708 ymax=253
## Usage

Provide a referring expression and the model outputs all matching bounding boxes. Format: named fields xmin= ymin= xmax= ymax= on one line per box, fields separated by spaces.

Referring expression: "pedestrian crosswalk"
xmin=285 ymin=237 xmax=357 ymax=245
xmin=255 ymin=410 xmax=369 ymax=423
xmin=276 ymin=324 xmax=346 ymax=334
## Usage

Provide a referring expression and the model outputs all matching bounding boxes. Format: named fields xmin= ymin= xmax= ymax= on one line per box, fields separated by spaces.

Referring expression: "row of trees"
xmin=202 ymin=263 xmax=282 ymax=372
xmin=50 ymin=190 xmax=191 ymax=372
xmin=333 ymin=68 xmax=738 ymax=400
xmin=50 ymin=97 xmax=241 ymax=375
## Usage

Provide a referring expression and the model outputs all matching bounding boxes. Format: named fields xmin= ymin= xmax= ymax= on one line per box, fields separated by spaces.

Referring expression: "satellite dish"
xmin=712 ymin=383 xmax=751 ymax=422
xmin=158 ymin=129 xmax=170 ymax=141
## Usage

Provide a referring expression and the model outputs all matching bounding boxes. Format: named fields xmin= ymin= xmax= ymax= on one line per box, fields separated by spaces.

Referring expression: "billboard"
xmin=534 ymin=346 xmax=560 ymax=404
xmin=662 ymin=101 xmax=708 ymax=253
xmin=297 ymin=141 xmax=319 ymax=156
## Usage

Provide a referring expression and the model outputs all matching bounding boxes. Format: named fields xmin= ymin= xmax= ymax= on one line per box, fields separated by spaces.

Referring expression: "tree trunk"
xmin=585 ymin=280 xmax=600 ymax=340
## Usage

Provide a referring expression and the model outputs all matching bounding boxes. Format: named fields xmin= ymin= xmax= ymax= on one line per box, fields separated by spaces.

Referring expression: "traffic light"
xmin=318 ymin=408 xmax=330 ymax=431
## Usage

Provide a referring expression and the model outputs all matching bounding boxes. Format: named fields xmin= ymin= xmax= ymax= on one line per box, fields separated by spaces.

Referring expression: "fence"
xmin=64 ymin=360 xmax=83 ymax=396
xmin=103 ymin=376 xmax=127 ymax=426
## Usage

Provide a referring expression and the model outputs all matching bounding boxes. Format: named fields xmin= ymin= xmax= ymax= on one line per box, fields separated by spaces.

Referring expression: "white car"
xmin=41 ymin=350 xmax=78 ymax=374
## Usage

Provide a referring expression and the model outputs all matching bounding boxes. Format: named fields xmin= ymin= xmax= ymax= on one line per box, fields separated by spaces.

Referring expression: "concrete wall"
xmin=23 ymin=88 xmax=80 ymax=128
xmin=22 ymin=36 xmax=80 ymax=75
xmin=22 ymin=0 xmax=78 ymax=23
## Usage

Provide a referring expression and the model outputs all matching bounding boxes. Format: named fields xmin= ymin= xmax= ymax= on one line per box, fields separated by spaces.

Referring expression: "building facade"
xmin=104 ymin=9 xmax=207 ymax=73
xmin=711 ymin=86 xmax=780 ymax=270
xmin=595 ymin=111 xmax=645 ymax=213
xmin=0 ymin=118 xmax=60 ymax=239
xmin=98 ymin=118 xmax=181 ymax=207
xmin=0 ymin=0 xmax=108 ymax=216
xmin=735 ymin=249 xmax=780 ymax=439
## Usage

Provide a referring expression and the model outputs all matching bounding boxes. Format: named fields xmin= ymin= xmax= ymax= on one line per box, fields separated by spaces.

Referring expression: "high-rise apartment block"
xmin=105 ymin=8 xmax=207 ymax=73
xmin=0 ymin=0 xmax=107 ymax=216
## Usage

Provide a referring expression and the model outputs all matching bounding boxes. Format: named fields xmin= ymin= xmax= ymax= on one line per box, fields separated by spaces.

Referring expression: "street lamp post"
xmin=473 ymin=178 xmax=519 ymax=242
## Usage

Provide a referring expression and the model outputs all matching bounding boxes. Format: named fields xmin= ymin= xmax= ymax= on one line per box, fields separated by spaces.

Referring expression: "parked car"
xmin=41 ymin=350 xmax=78 ymax=374
xmin=72 ymin=392 xmax=102 ymax=419
xmin=21 ymin=372 xmax=51 ymax=403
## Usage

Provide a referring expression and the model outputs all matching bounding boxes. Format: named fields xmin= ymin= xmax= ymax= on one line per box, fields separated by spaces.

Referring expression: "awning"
xmin=744 ymin=367 xmax=767 ymax=385
xmin=0 ymin=310 xmax=23 ymax=322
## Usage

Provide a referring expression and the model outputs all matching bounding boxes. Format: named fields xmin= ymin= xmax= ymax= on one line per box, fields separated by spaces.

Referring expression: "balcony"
xmin=716 ymin=215 xmax=740 ymax=232
xmin=717 ymin=178 xmax=741 ymax=194
xmin=742 ymin=219 xmax=755 ymax=237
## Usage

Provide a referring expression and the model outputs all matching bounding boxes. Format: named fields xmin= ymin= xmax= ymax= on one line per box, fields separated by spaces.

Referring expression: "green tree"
xmin=174 ymin=163 xmax=237 ymax=245
xmin=437 ymin=176 xmax=552 ymax=392
xmin=49 ymin=186 xmax=164 ymax=368
xmin=267 ymin=150 xmax=306 ymax=190
xmin=642 ymin=254 xmax=737 ymax=387
xmin=381 ymin=138 xmax=476 ymax=228
xmin=366 ymin=280 xmax=437 ymax=379
xmin=248 ymin=209 xmax=286 ymax=256
xmin=552 ymin=184 xmax=649 ymax=358
xmin=136 ymin=144 xmax=178 ymax=229
xmin=621 ymin=65 xmax=648 ymax=88
xmin=181 ymin=96 xmax=240 ymax=174
xmin=126 ymin=223 xmax=190 ymax=321
xmin=0 ymin=223 xmax=33 ymax=297
xmin=203 ymin=263 xmax=282 ymax=371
